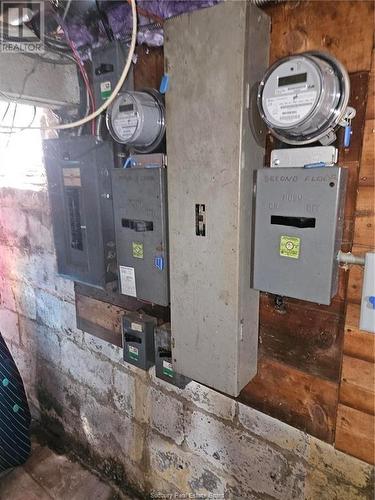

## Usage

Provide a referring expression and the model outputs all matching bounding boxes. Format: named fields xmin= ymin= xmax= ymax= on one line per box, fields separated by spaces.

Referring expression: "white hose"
xmin=0 ymin=0 xmax=137 ymax=131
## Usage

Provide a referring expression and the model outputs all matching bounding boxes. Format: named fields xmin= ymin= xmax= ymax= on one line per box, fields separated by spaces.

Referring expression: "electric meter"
xmin=257 ymin=52 xmax=351 ymax=145
xmin=106 ymin=90 xmax=165 ymax=152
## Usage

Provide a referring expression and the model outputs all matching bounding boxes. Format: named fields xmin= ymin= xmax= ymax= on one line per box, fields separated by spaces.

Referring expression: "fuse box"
xmin=253 ymin=167 xmax=347 ymax=304
xmin=154 ymin=324 xmax=190 ymax=388
xmin=123 ymin=312 xmax=156 ymax=370
xmin=112 ymin=155 xmax=169 ymax=306
xmin=164 ymin=1 xmax=270 ymax=396
xmin=44 ymin=136 xmax=116 ymax=289
xmin=92 ymin=41 xmax=134 ymax=107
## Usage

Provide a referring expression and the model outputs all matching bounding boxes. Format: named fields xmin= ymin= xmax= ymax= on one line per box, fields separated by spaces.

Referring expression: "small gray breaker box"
xmin=154 ymin=324 xmax=190 ymax=389
xmin=112 ymin=157 xmax=169 ymax=306
xmin=43 ymin=136 xmax=117 ymax=289
xmin=253 ymin=167 xmax=347 ymax=305
xmin=91 ymin=40 xmax=134 ymax=107
xmin=123 ymin=312 xmax=156 ymax=370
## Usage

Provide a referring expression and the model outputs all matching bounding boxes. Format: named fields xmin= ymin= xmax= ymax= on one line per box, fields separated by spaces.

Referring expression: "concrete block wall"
xmin=0 ymin=185 xmax=374 ymax=499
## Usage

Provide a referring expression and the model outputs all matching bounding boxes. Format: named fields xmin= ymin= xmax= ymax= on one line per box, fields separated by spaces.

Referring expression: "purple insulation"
xmin=63 ymin=0 xmax=221 ymax=49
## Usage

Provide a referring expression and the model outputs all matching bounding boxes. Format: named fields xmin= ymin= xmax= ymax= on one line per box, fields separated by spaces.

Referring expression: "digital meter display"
xmin=119 ymin=103 xmax=134 ymax=113
xmin=278 ymin=72 xmax=307 ymax=87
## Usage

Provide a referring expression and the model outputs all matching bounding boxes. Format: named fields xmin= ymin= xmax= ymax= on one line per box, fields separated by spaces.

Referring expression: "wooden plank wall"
xmin=75 ymin=1 xmax=375 ymax=458
xmin=335 ymin=51 xmax=375 ymax=465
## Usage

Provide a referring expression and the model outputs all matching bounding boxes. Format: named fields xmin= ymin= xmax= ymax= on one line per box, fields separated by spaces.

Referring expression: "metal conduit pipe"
xmin=337 ymin=251 xmax=366 ymax=266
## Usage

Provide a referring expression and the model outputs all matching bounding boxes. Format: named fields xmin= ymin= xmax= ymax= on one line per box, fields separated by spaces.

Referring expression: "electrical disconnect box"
xmin=164 ymin=1 xmax=270 ymax=396
xmin=253 ymin=167 xmax=348 ymax=304
xmin=44 ymin=136 xmax=117 ymax=289
xmin=154 ymin=324 xmax=190 ymax=388
xmin=92 ymin=41 xmax=134 ymax=106
xmin=112 ymin=155 xmax=169 ymax=305
xmin=123 ymin=312 xmax=156 ymax=370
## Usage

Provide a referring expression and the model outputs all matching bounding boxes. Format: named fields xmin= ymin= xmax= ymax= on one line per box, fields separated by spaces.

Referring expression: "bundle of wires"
xmin=0 ymin=0 xmax=137 ymax=132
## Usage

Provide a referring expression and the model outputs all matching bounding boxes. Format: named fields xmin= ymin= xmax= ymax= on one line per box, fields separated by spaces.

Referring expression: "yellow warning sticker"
xmin=132 ymin=242 xmax=144 ymax=259
xmin=280 ymin=236 xmax=300 ymax=259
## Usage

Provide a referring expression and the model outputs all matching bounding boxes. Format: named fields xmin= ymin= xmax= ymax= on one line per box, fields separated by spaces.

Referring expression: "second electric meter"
xmin=106 ymin=90 xmax=165 ymax=152
xmin=257 ymin=51 xmax=351 ymax=145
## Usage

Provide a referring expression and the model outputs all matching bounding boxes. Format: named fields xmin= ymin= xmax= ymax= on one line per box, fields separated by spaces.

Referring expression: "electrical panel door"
xmin=253 ymin=167 xmax=348 ymax=304
xmin=164 ymin=1 xmax=270 ymax=396
xmin=44 ymin=136 xmax=117 ymax=289
xmin=112 ymin=162 xmax=169 ymax=306
xmin=92 ymin=41 xmax=134 ymax=107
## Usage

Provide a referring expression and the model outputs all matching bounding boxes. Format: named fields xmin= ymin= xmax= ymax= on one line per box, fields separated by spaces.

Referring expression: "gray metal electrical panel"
xmin=112 ymin=156 xmax=169 ymax=305
xmin=92 ymin=41 xmax=134 ymax=107
xmin=123 ymin=312 xmax=156 ymax=370
xmin=253 ymin=167 xmax=348 ymax=304
xmin=164 ymin=1 xmax=270 ymax=396
xmin=44 ymin=136 xmax=117 ymax=289
xmin=154 ymin=324 xmax=190 ymax=389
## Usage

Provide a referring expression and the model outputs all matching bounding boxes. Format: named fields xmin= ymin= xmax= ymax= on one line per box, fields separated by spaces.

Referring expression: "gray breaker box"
xmin=112 ymin=164 xmax=169 ymax=306
xmin=164 ymin=1 xmax=270 ymax=396
xmin=154 ymin=323 xmax=190 ymax=389
xmin=253 ymin=167 xmax=348 ymax=305
xmin=123 ymin=312 xmax=157 ymax=370
xmin=44 ymin=136 xmax=116 ymax=289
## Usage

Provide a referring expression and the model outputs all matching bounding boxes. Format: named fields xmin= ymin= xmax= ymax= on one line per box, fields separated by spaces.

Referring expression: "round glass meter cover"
xmin=112 ymin=94 xmax=139 ymax=143
xmin=261 ymin=58 xmax=321 ymax=128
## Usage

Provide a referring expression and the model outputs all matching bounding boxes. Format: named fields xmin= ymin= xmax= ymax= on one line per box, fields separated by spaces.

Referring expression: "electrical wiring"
xmin=1 ymin=104 xmax=37 ymax=135
xmin=67 ymin=37 xmax=96 ymax=135
xmin=0 ymin=102 xmax=10 ymax=123
xmin=0 ymin=0 xmax=137 ymax=132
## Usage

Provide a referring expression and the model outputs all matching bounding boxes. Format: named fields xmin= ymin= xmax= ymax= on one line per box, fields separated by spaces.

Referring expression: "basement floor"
xmin=0 ymin=440 xmax=136 ymax=500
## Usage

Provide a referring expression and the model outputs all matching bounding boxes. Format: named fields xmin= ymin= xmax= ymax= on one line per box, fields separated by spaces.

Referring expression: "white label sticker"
xmin=119 ymin=266 xmax=137 ymax=297
xmin=100 ymin=81 xmax=111 ymax=92
xmin=266 ymin=91 xmax=317 ymax=124
xmin=131 ymin=322 xmax=143 ymax=332
xmin=114 ymin=112 xmax=138 ymax=141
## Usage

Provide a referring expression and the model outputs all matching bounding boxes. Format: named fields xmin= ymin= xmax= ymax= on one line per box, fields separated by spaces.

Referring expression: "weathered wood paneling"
xmin=336 ymin=46 xmax=375 ymax=463
xmin=240 ymin=357 xmax=338 ymax=442
xmin=340 ymin=355 xmax=375 ymax=415
xmin=366 ymin=52 xmax=375 ymax=120
xmin=76 ymin=294 xmax=124 ymax=347
xmin=336 ymin=404 xmax=375 ymax=464
xmin=265 ymin=1 xmax=374 ymax=72
xmin=359 ymin=119 xmax=375 ymax=188
xmin=258 ymin=294 xmax=344 ymax=382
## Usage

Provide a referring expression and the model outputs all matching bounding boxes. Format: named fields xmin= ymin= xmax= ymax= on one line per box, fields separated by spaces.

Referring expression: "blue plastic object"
xmin=369 ymin=296 xmax=375 ymax=309
xmin=159 ymin=74 xmax=170 ymax=94
xmin=304 ymin=162 xmax=327 ymax=169
xmin=123 ymin=157 xmax=133 ymax=168
xmin=344 ymin=125 xmax=352 ymax=148
xmin=154 ymin=256 xmax=164 ymax=271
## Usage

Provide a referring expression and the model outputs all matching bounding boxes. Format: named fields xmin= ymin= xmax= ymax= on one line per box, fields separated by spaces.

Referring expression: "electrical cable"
xmin=0 ymin=0 xmax=137 ymax=131
xmin=0 ymin=103 xmax=10 ymax=123
xmin=66 ymin=37 xmax=96 ymax=135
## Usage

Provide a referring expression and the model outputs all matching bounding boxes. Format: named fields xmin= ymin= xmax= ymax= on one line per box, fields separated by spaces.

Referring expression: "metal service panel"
xmin=164 ymin=1 xmax=270 ymax=396
xmin=112 ymin=165 xmax=169 ymax=306
xmin=123 ymin=312 xmax=156 ymax=370
xmin=253 ymin=167 xmax=347 ymax=304
xmin=44 ymin=137 xmax=116 ymax=289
